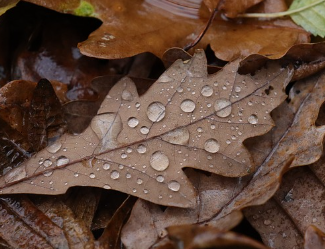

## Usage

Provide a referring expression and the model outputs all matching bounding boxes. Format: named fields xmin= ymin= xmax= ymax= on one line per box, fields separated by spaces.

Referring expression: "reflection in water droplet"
xmin=168 ymin=181 xmax=180 ymax=191
xmin=110 ymin=170 xmax=120 ymax=179
xmin=201 ymin=85 xmax=213 ymax=97
xmin=248 ymin=114 xmax=258 ymax=124
xmin=103 ymin=163 xmax=110 ymax=170
xmin=214 ymin=99 xmax=232 ymax=117
xmin=150 ymin=151 xmax=169 ymax=171
xmin=56 ymin=156 xmax=70 ymax=166
xmin=121 ymin=90 xmax=133 ymax=101
xmin=89 ymin=173 xmax=96 ymax=179
xmin=137 ymin=178 xmax=143 ymax=185
xmin=127 ymin=117 xmax=139 ymax=128
xmin=140 ymin=126 xmax=149 ymax=135
xmin=204 ymin=139 xmax=220 ymax=153
xmin=104 ymin=184 xmax=111 ymax=189
xmin=137 ymin=144 xmax=147 ymax=153
xmin=147 ymin=102 xmax=166 ymax=122
xmin=43 ymin=159 xmax=52 ymax=167
xmin=43 ymin=171 xmax=53 ymax=177
xmin=161 ymin=128 xmax=189 ymax=145
xmin=156 ymin=175 xmax=165 ymax=182
xmin=46 ymin=142 xmax=62 ymax=153
xmin=180 ymin=99 xmax=195 ymax=112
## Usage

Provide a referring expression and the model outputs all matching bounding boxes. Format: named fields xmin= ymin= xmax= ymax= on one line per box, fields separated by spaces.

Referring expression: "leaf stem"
xmin=238 ymin=0 xmax=325 ymax=18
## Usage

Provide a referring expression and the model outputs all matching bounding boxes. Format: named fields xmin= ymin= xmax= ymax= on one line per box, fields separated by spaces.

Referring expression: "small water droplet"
xmin=121 ymin=153 xmax=127 ymax=159
xmin=132 ymin=188 xmax=137 ymax=193
xmin=214 ymin=99 xmax=232 ymax=117
xmin=121 ymin=90 xmax=133 ymax=101
xmin=176 ymin=87 xmax=183 ymax=93
xmin=137 ymin=144 xmax=147 ymax=153
xmin=46 ymin=142 xmax=62 ymax=153
xmin=204 ymin=139 xmax=220 ymax=153
xmin=126 ymin=147 xmax=133 ymax=153
xmin=89 ymin=173 xmax=96 ymax=179
xmin=43 ymin=159 xmax=52 ymax=167
xmin=312 ymin=218 xmax=317 ymax=223
xmin=140 ymin=126 xmax=149 ymax=135
xmin=263 ymin=220 xmax=272 ymax=225
xmin=147 ymin=102 xmax=166 ymax=122
xmin=248 ymin=114 xmax=258 ymax=124
xmin=126 ymin=173 xmax=131 ymax=178
xmin=197 ymin=127 xmax=203 ymax=132
xmin=210 ymin=124 xmax=216 ymax=129
xmin=74 ymin=172 xmax=79 ymax=177
xmin=201 ymin=85 xmax=213 ymax=97
xmin=127 ymin=117 xmax=139 ymax=128
xmin=103 ymin=163 xmax=110 ymax=170
xmin=135 ymin=102 xmax=140 ymax=108
xmin=161 ymin=128 xmax=189 ymax=145
xmin=168 ymin=181 xmax=180 ymax=191
xmin=226 ymin=139 xmax=231 ymax=144
xmin=235 ymin=86 xmax=241 ymax=93
xmin=156 ymin=175 xmax=165 ymax=182
xmin=180 ymin=99 xmax=195 ymax=112
xmin=43 ymin=171 xmax=53 ymax=177
xmin=56 ymin=156 xmax=69 ymax=166
xmin=150 ymin=151 xmax=169 ymax=171
xmin=104 ymin=184 xmax=111 ymax=189
xmin=158 ymin=75 xmax=173 ymax=83
xmin=137 ymin=178 xmax=143 ymax=185
xmin=143 ymin=189 xmax=148 ymax=194
xmin=110 ymin=170 xmax=120 ymax=179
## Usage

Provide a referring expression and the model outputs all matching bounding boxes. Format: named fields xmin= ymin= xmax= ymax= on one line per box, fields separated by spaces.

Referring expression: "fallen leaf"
xmin=304 ymin=225 xmax=325 ymax=249
xmin=0 ymin=51 xmax=291 ymax=208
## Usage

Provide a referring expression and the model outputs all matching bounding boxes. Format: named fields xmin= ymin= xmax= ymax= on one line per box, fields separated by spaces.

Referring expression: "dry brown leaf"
xmin=24 ymin=0 xmax=309 ymax=61
xmin=0 ymin=51 xmax=291 ymax=209
xmin=304 ymin=225 xmax=325 ymax=249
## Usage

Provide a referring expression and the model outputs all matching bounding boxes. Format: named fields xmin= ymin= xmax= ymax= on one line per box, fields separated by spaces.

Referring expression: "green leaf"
xmin=289 ymin=0 xmax=325 ymax=37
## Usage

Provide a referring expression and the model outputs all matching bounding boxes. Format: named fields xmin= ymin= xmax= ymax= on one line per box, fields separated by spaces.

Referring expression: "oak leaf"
xmin=0 ymin=51 xmax=291 ymax=208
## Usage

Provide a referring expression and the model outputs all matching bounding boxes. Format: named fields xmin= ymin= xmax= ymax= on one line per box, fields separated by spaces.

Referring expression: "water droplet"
xmin=248 ymin=115 xmax=258 ymax=124
xmin=197 ymin=127 xmax=203 ymax=132
xmin=226 ymin=139 xmax=231 ymax=145
xmin=74 ymin=172 xmax=79 ymax=177
xmin=56 ymin=156 xmax=70 ymax=166
xmin=132 ymin=188 xmax=137 ymax=193
xmin=140 ymin=126 xmax=149 ymax=135
xmin=158 ymin=75 xmax=173 ymax=83
xmin=135 ymin=102 xmax=140 ymax=108
xmin=263 ymin=220 xmax=272 ymax=225
xmin=147 ymin=102 xmax=166 ymax=122
xmin=43 ymin=171 xmax=53 ymax=177
xmin=214 ymin=99 xmax=232 ymax=117
xmin=121 ymin=153 xmax=127 ymax=159
xmin=176 ymin=87 xmax=183 ymax=93
xmin=156 ymin=175 xmax=165 ymax=182
xmin=46 ymin=142 xmax=62 ymax=153
xmin=235 ymin=86 xmax=241 ymax=93
xmin=137 ymin=144 xmax=147 ymax=154
xmin=161 ymin=128 xmax=189 ymax=145
xmin=211 ymin=124 xmax=216 ymax=129
xmin=104 ymin=184 xmax=111 ymax=189
xmin=143 ymin=189 xmax=148 ymax=194
xmin=201 ymin=85 xmax=213 ymax=97
xmin=103 ymin=163 xmax=110 ymax=170
xmin=121 ymin=90 xmax=133 ymax=101
xmin=204 ymin=139 xmax=220 ymax=153
xmin=89 ymin=173 xmax=96 ymax=179
xmin=137 ymin=178 xmax=143 ymax=185
xmin=43 ymin=159 xmax=52 ymax=167
xmin=312 ymin=218 xmax=317 ymax=223
xmin=168 ymin=181 xmax=180 ymax=191
xmin=126 ymin=173 xmax=131 ymax=178
xmin=180 ymin=99 xmax=195 ymax=113
xmin=126 ymin=147 xmax=133 ymax=153
xmin=127 ymin=117 xmax=139 ymax=128
xmin=110 ymin=170 xmax=120 ymax=179
xmin=150 ymin=151 xmax=169 ymax=171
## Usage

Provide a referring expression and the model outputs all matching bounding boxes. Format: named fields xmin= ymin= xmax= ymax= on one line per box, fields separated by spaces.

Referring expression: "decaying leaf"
xmin=0 ymin=51 xmax=291 ymax=208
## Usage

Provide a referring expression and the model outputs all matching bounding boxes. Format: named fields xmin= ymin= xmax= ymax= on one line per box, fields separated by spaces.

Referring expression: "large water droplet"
xmin=43 ymin=159 xmax=52 ymax=167
xmin=4 ymin=167 xmax=27 ymax=183
xmin=214 ymin=99 xmax=232 ymax=117
xmin=140 ymin=126 xmax=149 ymax=135
xmin=127 ymin=117 xmax=139 ymax=128
xmin=204 ymin=139 xmax=220 ymax=153
xmin=161 ymin=128 xmax=189 ymax=145
xmin=168 ymin=181 xmax=180 ymax=191
xmin=156 ymin=175 xmax=165 ymax=182
xmin=46 ymin=142 xmax=62 ymax=153
xmin=201 ymin=85 xmax=213 ymax=97
xmin=56 ymin=156 xmax=70 ymax=166
xmin=121 ymin=90 xmax=133 ymax=101
xmin=43 ymin=171 xmax=53 ymax=177
xmin=150 ymin=151 xmax=169 ymax=171
xmin=110 ymin=170 xmax=120 ymax=179
xmin=180 ymin=99 xmax=195 ymax=113
xmin=147 ymin=102 xmax=166 ymax=122
xmin=137 ymin=144 xmax=147 ymax=154
xmin=248 ymin=115 xmax=258 ymax=124
xmin=103 ymin=163 xmax=110 ymax=170
xmin=235 ymin=86 xmax=241 ymax=93
xmin=158 ymin=75 xmax=173 ymax=83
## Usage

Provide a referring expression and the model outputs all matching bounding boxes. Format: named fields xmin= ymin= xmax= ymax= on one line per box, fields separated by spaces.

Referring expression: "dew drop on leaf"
xmin=180 ymin=99 xmax=196 ymax=112
xmin=168 ymin=181 xmax=180 ymax=192
xmin=127 ymin=117 xmax=139 ymax=128
xmin=110 ymin=170 xmax=120 ymax=179
xmin=126 ymin=173 xmax=131 ymax=179
xmin=89 ymin=173 xmax=96 ymax=178
xmin=201 ymin=85 xmax=213 ymax=97
xmin=204 ymin=139 xmax=220 ymax=153
xmin=43 ymin=171 xmax=53 ymax=177
xmin=46 ymin=142 xmax=62 ymax=153
xmin=103 ymin=184 xmax=111 ymax=189
xmin=137 ymin=178 xmax=143 ymax=184
xmin=248 ymin=114 xmax=258 ymax=124
xmin=140 ymin=126 xmax=150 ymax=135
xmin=147 ymin=102 xmax=166 ymax=122
xmin=157 ymin=74 xmax=173 ymax=83
xmin=161 ymin=128 xmax=189 ymax=145
xmin=103 ymin=163 xmax=110 ymax=170
xmin=43 ymin=159 xmax=52 ymax=167
xmin=56 ymin=156 xmax=70 ymax=166
xmin=214 ymin=99 xmax=232 ymax=117
xmin=137 ymin=144 xmax=147 ymax=154
xmin=235 ymin=86 xmax=241 ymax=93
xmin=156 ymin=175 xmax=165 ymax=182
xmin=121 ymin=90 xmax=133 ymax=101
xmin=150 ymin=151 xmax=169 ymax=171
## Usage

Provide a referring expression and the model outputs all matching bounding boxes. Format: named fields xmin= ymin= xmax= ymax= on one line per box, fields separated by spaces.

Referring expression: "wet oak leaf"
xmin=0 ymin=51 xmax=291 ymax=208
